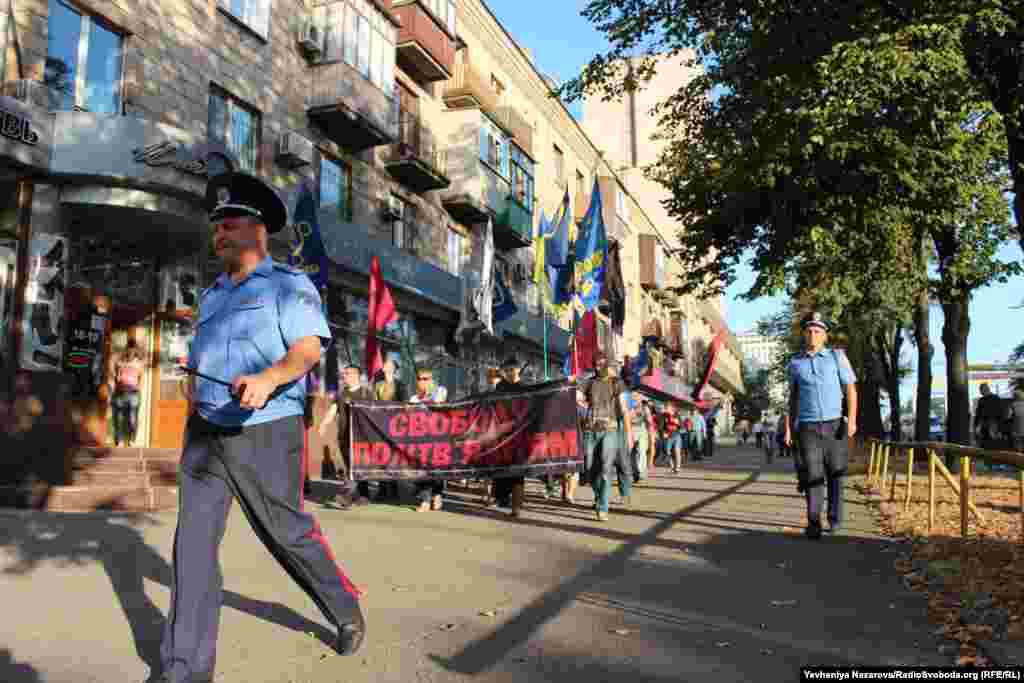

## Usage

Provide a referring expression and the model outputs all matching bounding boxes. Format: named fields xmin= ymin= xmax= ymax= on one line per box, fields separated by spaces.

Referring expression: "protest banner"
xmin=348 ymin=379 xmax=581 ymax=481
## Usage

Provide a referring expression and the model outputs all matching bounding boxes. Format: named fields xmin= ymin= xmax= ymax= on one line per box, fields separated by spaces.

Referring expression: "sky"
xmin=484 ymin=0 xmax=1024 ymax=400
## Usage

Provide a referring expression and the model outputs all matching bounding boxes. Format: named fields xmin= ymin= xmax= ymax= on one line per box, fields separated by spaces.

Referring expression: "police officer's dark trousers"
xmin=161 ymin=414 xmax=361 ymax=683
xmin=795 ymin=420 xmax=847 ymax=527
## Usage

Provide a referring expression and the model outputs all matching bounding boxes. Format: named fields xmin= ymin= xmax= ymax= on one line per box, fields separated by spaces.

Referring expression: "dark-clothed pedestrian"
xmin=492 ymin=356 xmax=527 ymax=517
xmin=1011 ymin=388 xmax=1024 ymax=453
xmin=583 ymin=357 xmax=635 ymax=521
xmin=160 ymin=172 xmax=365 ymax=683
xmin=784 ymin=312 xmax=858 ymax=540
xmin=319 ymin=364 xmax=374 ymax=507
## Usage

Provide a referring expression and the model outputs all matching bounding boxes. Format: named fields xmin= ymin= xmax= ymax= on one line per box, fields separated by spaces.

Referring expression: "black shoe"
xmin=805 ymin=519 xmax=822 ymax=540
xmin=334 ymin=607 xmax=367 ymax=656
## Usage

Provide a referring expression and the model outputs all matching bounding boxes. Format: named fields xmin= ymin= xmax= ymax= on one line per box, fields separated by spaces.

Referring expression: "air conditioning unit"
xmin=3 ymin=79 xmax=53 ymax=109
xmin=276 ymin=131 xmax=314 ymax=168
xmin=297 ymin=17 xmax=324 ymax=60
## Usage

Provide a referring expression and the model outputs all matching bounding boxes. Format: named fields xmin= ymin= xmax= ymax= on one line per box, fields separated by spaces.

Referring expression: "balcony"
xmin=498 ymin=308 xmax=571 ymax=354
xmin=500 ymin=106 xmax=533 ymax=158
xmin=308 ymin=61 xmax=398 ymax=153
xmin=316 ymin=187 xmax=462 ymax=311
xmin=443 ymin=57 xmax=504 ymax=125
xmin=391 ymin=1 xmax=455 ymax=83
xmin=494 ymin=195 xmax=532 ymax=249
xmin=383 ymin=112 xmax=450 ymax=192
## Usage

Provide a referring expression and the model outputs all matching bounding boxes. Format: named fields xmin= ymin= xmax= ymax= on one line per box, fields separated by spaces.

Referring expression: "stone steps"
xmin=45 ymin=447 xmax=182 ymax=512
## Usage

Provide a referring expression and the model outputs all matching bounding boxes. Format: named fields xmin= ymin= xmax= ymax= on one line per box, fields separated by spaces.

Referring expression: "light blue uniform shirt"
xmin=189 ymin=256 xmax=331 ymax=427
xmin=788 ymin=347 xmax=857 ymax=424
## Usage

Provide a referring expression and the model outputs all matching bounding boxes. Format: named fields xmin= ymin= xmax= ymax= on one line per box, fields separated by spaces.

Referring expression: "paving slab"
xmin=0 ymin=444 xmax=948 ymax=682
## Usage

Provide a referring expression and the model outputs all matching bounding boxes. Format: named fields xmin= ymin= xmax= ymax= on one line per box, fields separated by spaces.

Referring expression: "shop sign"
xmin=131 ymin=141 xmax=207 ymax=176
xmin=0 ymin=109 xmax=39 ymax=145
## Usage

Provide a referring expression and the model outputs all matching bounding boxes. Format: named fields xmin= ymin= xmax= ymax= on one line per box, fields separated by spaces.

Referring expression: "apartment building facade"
xmin=581 ymin=52 xmax=743 ymax=431
xmin=0 ymin=0 xmax=737 ymax=509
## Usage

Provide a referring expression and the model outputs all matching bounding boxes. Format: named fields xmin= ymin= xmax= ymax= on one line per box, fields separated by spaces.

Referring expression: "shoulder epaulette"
xmin=271 ymin=261 xmax=303 ymax=276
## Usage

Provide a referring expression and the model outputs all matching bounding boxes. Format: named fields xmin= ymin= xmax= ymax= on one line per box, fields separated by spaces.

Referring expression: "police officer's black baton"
xmin=178 ymin=366 xmax=290 ymax=402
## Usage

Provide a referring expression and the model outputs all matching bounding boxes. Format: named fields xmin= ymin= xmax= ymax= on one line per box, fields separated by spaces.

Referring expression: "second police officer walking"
xmin=784 ymin=312 xmax=859 ymax=540
xmin=158 ymin=172 xmax=365 ymax=683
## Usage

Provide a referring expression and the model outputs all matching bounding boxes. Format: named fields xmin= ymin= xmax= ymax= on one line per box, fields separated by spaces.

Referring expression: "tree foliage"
xmin=560 ymin=0 xmax=1022 ymax=443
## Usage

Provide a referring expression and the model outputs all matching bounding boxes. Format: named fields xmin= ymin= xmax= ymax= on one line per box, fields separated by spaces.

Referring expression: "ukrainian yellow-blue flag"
xmin=542 ymin=190 xmax=572 ymax=314
xmin=533 ymin=209 xmax=554 ymax=305
xmin=574 ymin=177 xmax=607 ymax=313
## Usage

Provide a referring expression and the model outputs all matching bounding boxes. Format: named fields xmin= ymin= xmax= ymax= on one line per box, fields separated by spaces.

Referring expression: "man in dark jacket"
xmin=492 ymin=356 xmax=526 ymax=518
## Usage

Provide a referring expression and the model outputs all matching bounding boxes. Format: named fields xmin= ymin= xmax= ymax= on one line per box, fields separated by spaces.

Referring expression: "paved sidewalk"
xmin=0 ymin=444 xmax=947 ymax=682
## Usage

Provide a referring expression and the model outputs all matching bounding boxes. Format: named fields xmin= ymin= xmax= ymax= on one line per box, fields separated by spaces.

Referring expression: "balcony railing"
xmin=308 ymin=61 xmax=398 ymax=153
xmin=316 ymin=186 xmax=462 ymax=309
xmin=383 ymin=111 xmax=450 ymax=192
xmin=392 ymin=0 xmax=455 ymax=83
xmin=494 ymin=195 xmax=533 ymax=249
xmin=443 ymin=57 xmax=504 ymax=125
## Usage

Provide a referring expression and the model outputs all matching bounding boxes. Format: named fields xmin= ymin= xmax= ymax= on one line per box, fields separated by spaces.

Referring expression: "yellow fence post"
xmin=882 ymin=444 xmax=890 ymax=492
xmin=960 ymin=455 xmax=970 ymax=538
xmin=928 ymin=450 xmax=936 ymax=533
xmin=905 ymin=446 xmax=914 ymax=511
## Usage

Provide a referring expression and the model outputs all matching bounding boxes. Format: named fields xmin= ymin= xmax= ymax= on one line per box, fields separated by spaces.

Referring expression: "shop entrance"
xmin=66 ymin=217 xmax=203 ymax=449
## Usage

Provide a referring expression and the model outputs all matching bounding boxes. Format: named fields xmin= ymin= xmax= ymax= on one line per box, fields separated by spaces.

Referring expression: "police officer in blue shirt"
xmin=158 ymin=173 xmax=365 ymax=683
xmin=784 ymin=312 xmax=858 ymax=540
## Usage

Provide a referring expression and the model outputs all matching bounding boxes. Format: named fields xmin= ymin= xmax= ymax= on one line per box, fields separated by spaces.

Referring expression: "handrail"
xmin=863 ymin=437 xmax=1024 ymax=540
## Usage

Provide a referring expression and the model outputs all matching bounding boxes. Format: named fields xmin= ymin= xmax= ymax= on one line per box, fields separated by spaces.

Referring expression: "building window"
xmin=318 ymin=0 xmax=396 ymax=98
xmin=218 ymin=0 xmax=271 ymax=37
xmin=389 ymin=194 xmax=416 ymax=253
xmin=446 ymin=228 xmax=463 ymax=277
xmin=319 ymin=156 xmax=352 ymax=221
xmin=422 ymin=0 xmax=456 ymax=36
xmin=553 ymin=144 xmax=564 ymax=186
xmin=208 ymin=87 xmax=260 ymax=174
xmin=509 ymin=144 xmax=534 ymax=211
xmin=479 ymin=116 xmax=507 ymax=177
xmin=45 ymin=0 xmax=124 ymax=114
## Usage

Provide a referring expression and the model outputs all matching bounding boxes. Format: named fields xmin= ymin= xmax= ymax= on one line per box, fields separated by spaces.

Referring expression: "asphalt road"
xmin=0 ymin=442 xmax=948 ymax=682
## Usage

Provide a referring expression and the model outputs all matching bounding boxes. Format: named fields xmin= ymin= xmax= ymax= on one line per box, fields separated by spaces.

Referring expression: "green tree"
xmin=733 ymin=365 xmax=772 ymax=424
xmin=559 ymin=0 xmax=1020 ymax=446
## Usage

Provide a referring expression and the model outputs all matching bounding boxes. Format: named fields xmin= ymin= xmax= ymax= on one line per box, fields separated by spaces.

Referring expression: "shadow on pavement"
xmin=0 ymin=511 xmax=335 ymax=678
xmin=430 ymin=465 xmax=949 ymax=679
xmin=0 ymin=649 xmax=42 ymax=683
xmin=431 ymin=472 xmax=762 ymax=675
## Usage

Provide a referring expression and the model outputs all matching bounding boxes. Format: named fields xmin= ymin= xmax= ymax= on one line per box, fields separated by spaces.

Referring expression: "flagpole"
xmin=543 ymin=305 xmax=549 ymax=380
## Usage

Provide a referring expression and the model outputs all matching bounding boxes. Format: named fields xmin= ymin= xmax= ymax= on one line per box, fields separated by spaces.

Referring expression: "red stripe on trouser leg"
xmin=306 ymin=520 xmax=362 ymax=599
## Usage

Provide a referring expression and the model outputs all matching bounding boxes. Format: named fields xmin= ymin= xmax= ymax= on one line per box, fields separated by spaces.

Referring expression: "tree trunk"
xmin=913 ymin=250 xmax=933 ymax=443
xmin=941 ymin=296 xmax=971 ymax=457
xmin=887 ymin=327 xmax=903 ymax=440
xmin=1004 ymin=121 xmax=1024 ymax=257
xmin=859 ymin=356 xmax=884 ymax=439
